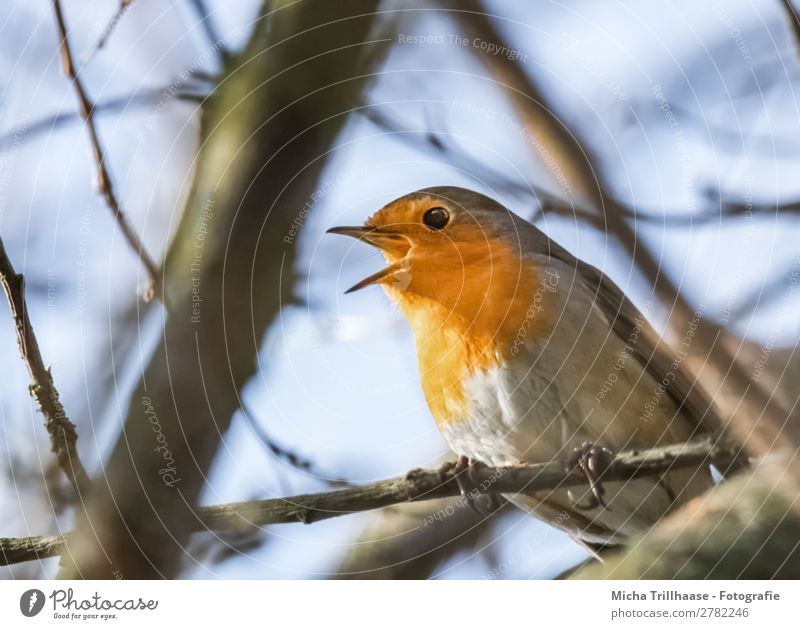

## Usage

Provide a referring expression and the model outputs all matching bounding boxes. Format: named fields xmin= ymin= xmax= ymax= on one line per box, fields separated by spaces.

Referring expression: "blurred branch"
xmin=85 ymin=0 xmax=135 ymax=58
xmin=547 ymin=196 xmax=800 ymax=226
xmin=780 ymin=0 xmax=800 ymax=58
xmin=1 ymin=437 xmax=743 ymax=566
xmin=573 ymin=453 xmax=800 ymax=578
xmin=333 ymin=500 xmax=509 ymax=579
xmin=361 ymin=107 xmax=538 ymax=201
xmin=239 ymin=404 xmax=353 ymax=487
xmin=363 ymin=108 xmax=800 ymax=226
xmin=185 ymin=0 xmax=230 ymax=64
xmin=51 ymin=0 xmax=159 ymax=298
xmin=59 ymin=0 xmax=391 ymax=578
xmin=0 ymin=88 xmax=206 ymax=148
xmin=0 ymin=238 xmax=91 ymax=495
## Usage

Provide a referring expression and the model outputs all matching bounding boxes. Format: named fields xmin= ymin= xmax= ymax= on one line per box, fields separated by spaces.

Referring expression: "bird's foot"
xmin=565 ymin=442 xmax=614 ymax=511
xmin=439 ymin=456 xmax=501 ymax=515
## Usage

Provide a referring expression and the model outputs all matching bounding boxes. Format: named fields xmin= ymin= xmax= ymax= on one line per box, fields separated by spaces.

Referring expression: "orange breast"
xmin=390 ymin=253 xmax=551 ymax=426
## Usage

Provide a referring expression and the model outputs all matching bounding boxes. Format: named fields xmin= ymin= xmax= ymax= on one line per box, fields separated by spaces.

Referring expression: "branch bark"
xmin=0 ymin=438 xmax=742 ymax=567
xmin=0 ymin=237 xmax=91 ymax=495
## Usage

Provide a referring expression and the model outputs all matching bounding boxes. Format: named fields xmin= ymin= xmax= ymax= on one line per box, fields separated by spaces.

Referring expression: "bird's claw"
xmin=565 ymin=442 xmax=614 ymax=511
xmin=439 ymin=455 xmax=500 ymax=515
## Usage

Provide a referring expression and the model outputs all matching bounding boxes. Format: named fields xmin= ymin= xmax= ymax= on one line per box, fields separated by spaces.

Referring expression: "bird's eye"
xmin=422 ymin=206 xmax=450 ymax=230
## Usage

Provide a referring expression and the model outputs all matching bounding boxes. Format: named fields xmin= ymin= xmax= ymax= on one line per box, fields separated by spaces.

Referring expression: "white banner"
xmin=0 ymin=580 xmax=794 ymax=628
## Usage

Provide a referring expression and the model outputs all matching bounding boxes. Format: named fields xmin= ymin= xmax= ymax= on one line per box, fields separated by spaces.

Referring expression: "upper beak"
xmin=326 ymin=225 xmax=406 ymax=249
xmin=326 ymin=225 xmax=371 ymax=239
xmin=326 ymin=225 xmax=409 ymax=293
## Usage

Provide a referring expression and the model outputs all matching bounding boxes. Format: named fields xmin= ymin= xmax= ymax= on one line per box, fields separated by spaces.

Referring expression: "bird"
xmin=328 ymin=186 xmax=717 ymax=549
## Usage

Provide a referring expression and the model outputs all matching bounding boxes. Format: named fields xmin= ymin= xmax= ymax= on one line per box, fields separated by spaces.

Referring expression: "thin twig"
xmin=84 ymin=0 xmax=135 ymax=60
xmin=0 ymin=238 xmax=91 ymax=495
xmin=51 ymin=0 xmax=159 ymax=299
xmin=240 ymin=404 xmax=354 ymax=487
xmin=0 ymin=437 xmax=743 ymax=566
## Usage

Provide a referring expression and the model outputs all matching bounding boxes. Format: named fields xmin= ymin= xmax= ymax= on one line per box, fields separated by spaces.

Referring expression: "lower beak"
xmin=326 ymin=225 xmax=409 ymax=293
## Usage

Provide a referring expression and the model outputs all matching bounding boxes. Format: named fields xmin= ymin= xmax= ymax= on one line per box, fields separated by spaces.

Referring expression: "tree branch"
xmin=51 ymin=0 xmax=159 ymax=298
xmin=0 ymin=438 xmax=742 ymax=566
xmin=0 ymin=237 xmax=91 ymax=495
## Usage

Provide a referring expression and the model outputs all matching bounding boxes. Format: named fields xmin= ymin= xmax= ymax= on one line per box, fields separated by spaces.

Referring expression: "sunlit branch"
xmin=0 ymin=438 xmax=742 ymax=566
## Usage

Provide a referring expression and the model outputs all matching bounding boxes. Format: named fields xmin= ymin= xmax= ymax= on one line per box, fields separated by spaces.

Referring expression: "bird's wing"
xmin=519 ymin=223 xmax=719 ymax=434
xmin=572 ymin=258 xmax=718 ymax=433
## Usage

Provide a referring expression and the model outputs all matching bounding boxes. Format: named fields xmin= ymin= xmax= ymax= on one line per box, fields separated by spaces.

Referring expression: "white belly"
xmin=439 ymin=299 xmax=711 ymax=545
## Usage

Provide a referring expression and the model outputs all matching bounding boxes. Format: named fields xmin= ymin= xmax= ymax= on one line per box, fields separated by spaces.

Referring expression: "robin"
xmin=328 ymin=186 xmax=715 ymax=549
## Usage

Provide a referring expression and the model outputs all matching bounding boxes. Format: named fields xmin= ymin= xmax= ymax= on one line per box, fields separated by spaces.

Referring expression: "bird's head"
xmin=327 ymin=186 xmax=537 ymax=325
xmin=328 ymin=187 xmax=555 ymax=423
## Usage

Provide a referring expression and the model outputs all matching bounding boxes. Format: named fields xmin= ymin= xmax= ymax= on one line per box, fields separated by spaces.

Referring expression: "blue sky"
xmin=1 ymin=0 xmax=799 ymax=578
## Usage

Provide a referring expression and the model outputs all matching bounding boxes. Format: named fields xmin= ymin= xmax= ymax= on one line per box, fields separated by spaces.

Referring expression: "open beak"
xmin=326 ymin=225 xmax=409 ymax=294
